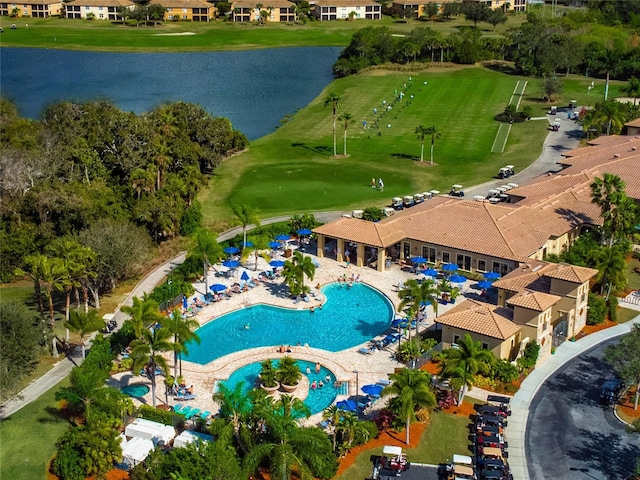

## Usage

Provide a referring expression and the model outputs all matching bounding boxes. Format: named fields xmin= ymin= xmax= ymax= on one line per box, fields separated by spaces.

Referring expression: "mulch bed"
xmin=616 ymin=385 xmax=640 ymax=424
xmin=577 ymin=319 xmax=618 ymax=337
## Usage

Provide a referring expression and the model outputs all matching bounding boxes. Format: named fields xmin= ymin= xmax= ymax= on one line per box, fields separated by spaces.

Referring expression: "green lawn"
xmin=0 ymin=14 xmax=527 ymax=51
xmin=626 ymin=256 xmax=640 ymax=291
xmin=0 ymin=378 xmax=70 ymax=480
xmin=617 ymin=307 xmax=639 ymax=324
xmin=334 ymin=411 xmax=471 ymax=480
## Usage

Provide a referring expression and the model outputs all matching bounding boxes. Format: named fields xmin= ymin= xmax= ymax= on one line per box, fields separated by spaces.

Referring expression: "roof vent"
xmin=613 ymin=153 xmax=620 ymax=158
xmin=531 ymin=265 xmax=542 ymax=272
xmin=632 ymin=146 xmax=637 ymax=151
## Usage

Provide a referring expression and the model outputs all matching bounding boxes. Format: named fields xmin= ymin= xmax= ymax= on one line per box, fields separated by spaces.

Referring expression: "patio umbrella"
xmin=182 ymin=296 xmax=188 ymax=309
xmin=223 ymin=246 xmax=240 ymax=254
xmin=449 ymin=274 xmax=467 ymax=284
xmin=268 ymin=241 xmax=281 ymax=249
xmin=242 ymin=241 xmax=254 ymax=248
xmin=409 ymin=256 xmax=427 ymax=264
xmin=442 ymin=263 xmax=458 ymax=273
xmin=209 ymin=284 xmax=227 ymax=293
xmin=275 ymin=234 xmax=291 ymax=241
xmin=361 ymin=384 xmax=383 ymax=397
xmin=391 ymin=318 xmax=407 ymax=328
xmin=422 ymin=267 xmax=438 ymax=277
xmin=270 ymin=260 xmax=285 ymax=268
xmin=297 ymin=228 xmax=312 ymax=236
xmin=336 ymin=399 xmax=357 ymax=412
xmin=477 ymin=280 xmax=494 ymax=290
xmin=483 ymin=271 xmax=501 ymax=280
xmin=241 ymin=271 xmax=250 ymax=282
xmin=223 ymin=260 xmax=240 ymax=268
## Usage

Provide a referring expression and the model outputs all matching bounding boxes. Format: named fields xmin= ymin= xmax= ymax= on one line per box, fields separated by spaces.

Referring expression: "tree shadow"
xmin=391 ymin=153 xmax=420 ymax=162
xmin=290 ymin=142 xmax=332 ymax=155
xmin=567 ymin=428 xmax=640 ymax=479
xmin=481 ymin=61 xmax=520 ymax=76
xmin=554 ymin=207 xmax=597 ymax=228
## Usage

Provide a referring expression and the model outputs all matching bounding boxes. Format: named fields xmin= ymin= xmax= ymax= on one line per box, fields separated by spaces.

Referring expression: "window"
xmin=477 ymin=260 xmax=486 ymax=272
xmin=403 ymin=242 xmax=410 ymax=259
xmin=99 ymin=12 xmax=103 ymax=17
xmin=442 ymin=251 xmax=450 ymax=264
xmin=542 ymin=321 xmax=548 ymax=332
xmin=98 ymin=6 xmax=102 ymax=9
xmin=453 ymin=334 xmax=460 ymax=344
xmin=85 ymin=5 xmax=89 ymax=9
xmin=457 ymin=254 xmax=471 ymax=271
xmin=482 ymin=342 xmax=489 ymax=350
xmin=182 ymin=8 xmax=186 ymax=12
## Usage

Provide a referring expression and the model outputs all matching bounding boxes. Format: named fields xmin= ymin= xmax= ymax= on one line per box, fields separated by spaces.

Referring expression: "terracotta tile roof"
xmin=544 ymin=264 xmax=598 ymax=283
xmin=436 ymin=299 xmax=520 ymax=340
xmin=314 ymin=0 xmax=378 ymax=6
xmin=507 ymin=290 xmax=560 ymax=311
xmin=624 ymin=118 xmax=640 ymax=128
xmin=493 ymin=261 xmax=597 ymax=293
xmin=232 ymin=0 xmax=294 ymax=7
xmin=66 ymin=0 xmax=132 ymax=5
xmin=149 ymin=0 xmax=212 ymax=7
xmin=492 ymin=270 xmax=550 ymax=293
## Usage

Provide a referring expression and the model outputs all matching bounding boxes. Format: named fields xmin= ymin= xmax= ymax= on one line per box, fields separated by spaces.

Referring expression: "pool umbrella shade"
xmin=449 ymin=274 xmax=467 ymax=284
xmin=422 ymin=268 xmax=438 ymax=277
xmin=478 ymin=280 xmax=493 ymax=289
xmin=270 ymin=260 xmax=285 ymax=268
xmin=336 ymin=399 xmax=357 ymax=412
xmin=276 ymin=234 xmax=291 ymax=241
xmin=297 ymin=228 xmax=312 ymax=236
xmin=242 ymin=241 xmax=254 ymax=248
xmin=410 ymin=256 xmax=427 ymax=264
xmin=182 ymin=296 xmax=188 ymax=309
xmin=269 ymin=241 xmax=281 ymax=249
xmin=210 ymin=284 xmax=227 ymax=293
xmin=361 ymin=384 xmax=383 ymax=397
xmin=442 ymin=263 xmax=458 ymax=273
xmin=241 ymin=271 xmax=250 ymax=282
xmin=483 ymin=271 xmax=501 ymax=280
xmin=391 ymin=318 xmax=407 ymax=328
xmin=223 ymin=246 xmax=240 ymax=254
xmin=223 ymin=260 xmax=240 ymax=268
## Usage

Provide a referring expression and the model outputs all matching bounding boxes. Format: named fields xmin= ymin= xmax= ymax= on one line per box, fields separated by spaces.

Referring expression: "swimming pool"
xmin=185 ymin=282 xmax=393 ymax=365
xmin=222 ymin=360 xmax=339 ymax=415
xmin=121 ymin=384 xmax=150 ymax=398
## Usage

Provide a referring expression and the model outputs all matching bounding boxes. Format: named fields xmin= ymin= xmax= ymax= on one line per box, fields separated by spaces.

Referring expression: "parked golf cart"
xmin=498 ymin=165 xmax=514 ymax=179
xmin=550 ymin=119 xmax=561 ymax=131
xmin=413 ymin=192 xmax=425 ymax=204
xmin=486 ymin=395 xmax=511 ymax=414
xmin=449 ymin=184 xmax=465 ymax=197
xmin=438 ymin=454 xmax=476 ymax=480
xmin=371 ymin=445 xmax=410 ymax=479
xmin=569 ymin=100 xmax=577 ymax=109
xmin=391 ymin=197 xmax=404 ymax=210
xmin=403 ymin=195 xmax=415 ymax=208
xmin=549 ymin=106 xmax=557 ymax=115
xmin=600 ymin=379 xmax=623 ymax=406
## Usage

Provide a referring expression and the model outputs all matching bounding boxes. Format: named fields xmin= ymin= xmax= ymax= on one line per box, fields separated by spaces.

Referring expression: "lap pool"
xmin=185 ymin=283 xmax=393 ymax=365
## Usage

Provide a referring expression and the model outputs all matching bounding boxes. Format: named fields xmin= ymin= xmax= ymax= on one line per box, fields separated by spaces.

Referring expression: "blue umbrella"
xmin=483 ymin=271 xmax=501 ymax=280
xmin=242 ymin=241 xmax=254 ymax=248
xmin=391 ymin=318 xmax=407 ymax=327
xmin=182 ymin=296 xmax=188 ymax=309
xmin=361 ymin=384 xmax=383 ymax=397
xmin=210 ymin=284 xmax=227 ymax=293
xmin=223 ymin=260 xmax=240 ymax=268
xmin=409 ymin=256 xmax=427 ymax=264
xmin=270 ymin=260 xmax=285 ymax=268
xmin=269 ymin=241 xmax=281 ymax=249
xmin=336 ymin=399 xmax=357 ymax=412
xmin=297 ymin=228 xmax=312 ymax=236
xmin=275 ymin=234 xmax=291 ymax=241
xmin=422 ymin=268 xmax=438 ymax=277
xmin=478 ymin=280 xmax=493 ymax=289
xmin=223 ymin=246 xmax=240 ymax=254
xmin=449 ymin=274 xmax=467 ymax=284
xmin=442 ymin=263 xmax=458 ymax=272
xmin=241 ymin=271 xmax=250 ymax=282
xmin=419 ymin=300 xmax=431 ymax=307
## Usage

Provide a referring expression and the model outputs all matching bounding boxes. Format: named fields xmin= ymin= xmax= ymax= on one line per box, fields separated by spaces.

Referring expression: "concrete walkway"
xmin=506 ymin=309 xmax=640 ymax=480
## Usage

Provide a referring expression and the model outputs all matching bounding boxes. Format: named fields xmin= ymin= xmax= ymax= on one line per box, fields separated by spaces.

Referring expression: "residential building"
xmin=64 ymin=0 xmax=132 ymax=19
xmin=0 ymin=0 xmax=61 ymax=17
xmin=625 ymin=118 xmax=640 ymax=136
xmin=149 ymin=0 xmax=215 ymax=21
xmin=313 ymin=0 xmax=381 ymax=21
xmin=231 ymin=0 xmax=296 ymax=22
xmin=391 ymin=0 xmax=456 ymax=19
xmin=476 ymin=0 xmax=526 ymax=12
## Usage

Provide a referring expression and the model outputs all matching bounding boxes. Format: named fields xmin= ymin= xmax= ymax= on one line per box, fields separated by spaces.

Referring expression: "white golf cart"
xmin=371 ymin=445 xmax=410 ymax=479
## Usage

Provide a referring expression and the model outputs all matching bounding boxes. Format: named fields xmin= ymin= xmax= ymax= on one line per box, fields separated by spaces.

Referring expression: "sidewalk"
xmin=505 ymin=313 xmax=640 ymax=480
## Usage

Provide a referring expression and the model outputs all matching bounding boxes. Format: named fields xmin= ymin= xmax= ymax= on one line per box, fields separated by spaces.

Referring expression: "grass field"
xmin=0 ymin=378 xmax=70 ymax=480
xmin=0 ymin=14 xmax=527 ymax=51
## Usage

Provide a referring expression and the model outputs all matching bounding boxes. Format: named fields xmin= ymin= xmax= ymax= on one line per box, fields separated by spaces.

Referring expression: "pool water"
xmin=185 ymin=283 xmax=393 ymax=365
xmin=121 ymin=384 xmax=150 ymax=397
xmin=222 ymin=360 xmax=338 ymax=415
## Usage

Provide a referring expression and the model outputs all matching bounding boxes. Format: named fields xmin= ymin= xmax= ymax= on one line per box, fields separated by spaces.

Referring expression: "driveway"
xmin=526 ymin=337 xmax=640 ymax=480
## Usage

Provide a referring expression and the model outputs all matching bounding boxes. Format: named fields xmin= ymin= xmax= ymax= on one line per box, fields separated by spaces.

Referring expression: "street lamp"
xmin=353 ymin=370 xmax=359 ymax=418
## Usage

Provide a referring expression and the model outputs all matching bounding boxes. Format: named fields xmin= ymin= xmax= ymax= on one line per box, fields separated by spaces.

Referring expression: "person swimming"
xmin=311 ymin=381 xmax=317 ymax=390
xmin=244 ymin=323 xmax=250 ymax=330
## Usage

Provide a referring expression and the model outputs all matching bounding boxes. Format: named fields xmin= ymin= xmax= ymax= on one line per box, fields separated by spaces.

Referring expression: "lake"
xmin=0 ymin=47 xmax=342 ymax=140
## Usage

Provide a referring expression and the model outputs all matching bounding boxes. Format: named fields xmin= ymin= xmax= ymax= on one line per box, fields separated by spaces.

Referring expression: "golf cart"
xmin=550 ymin=119 xmax=561 ymax=131
xmin=486 ymin=395 xmax=511 ymax=415
xmin=422 ymin=191 xmax=433 ymax=200
xmin=600 ymin=379 xmax=622 ymax=406
xmin=549 ymin=106 xmax=557 ymax=115
xmin=403 ymin=195 xmax=415 ymax=208
xmin=371 ymin=445 xmax=410 ymax=479
xmin=450 ymin=185 xmax=465 ymax=197
xmin=413 ymin=192 xmax=425 ymax=204
xmin=391 ymin=197 xmax=404 ymax=210
xmin=498 ymin=166 xmax=514 ymax=179
xmin=383 ymin=207 xmax=396 ymax=217
xmin=429 ymin=189 xmax=440 ymax=197
xmin=439 ymin=454 xmax=476 ymax=480
xmin=569 ymin=100 xmax=577 ymax=109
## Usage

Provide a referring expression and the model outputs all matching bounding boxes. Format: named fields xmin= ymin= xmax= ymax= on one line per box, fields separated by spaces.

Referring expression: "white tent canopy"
xmin=125 ymin=418 xmax=175 ymax=445
xmin=120 ymin=435 xmax=154 ymax=469
xmin=173 ymin=430 xmax=214 ymax=449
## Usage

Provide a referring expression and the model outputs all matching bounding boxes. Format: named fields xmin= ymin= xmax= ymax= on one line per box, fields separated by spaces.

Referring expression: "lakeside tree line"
xmin=334 ymin=5 xmax=640 ymax=78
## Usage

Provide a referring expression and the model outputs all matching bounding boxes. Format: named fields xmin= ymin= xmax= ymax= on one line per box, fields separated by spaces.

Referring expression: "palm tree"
xmin=338 ymin=112 xmax=353 ymax=155
xmin=65 ymin=309 xmax=104 ymax=359
xmin=590 ymin=173 xmax=629 ymax=246
xmin=129 ymin=322 xmax=173 ymax=408
xmin=381 ymin=368 xmax=435 ymax=445
xmin=415 ymin=124 xmax=429 ymax=162
xmin=32 ymin=256 xmax=69 ymax=358
xmin=335 ymin=411 xmax=370 ymax=452
xmin=594 ymin=245 xmax=627 ymax=297
xmin=121 ymin=296 xmax=163 ymax=340
xmin=164 ymin=309 xmax=200 ymax=378
xmin=19 ymin=254 xmax=47 ymax=316
xmin=621 ymin=76 xmax=640 ymax=106
xmin=322 ymin=404 xmax=342 ymax=451
xmin=439 ymin=333 xmax=494 ymax=406
xmin=213 ymin=382 xmax=255 ymax=455
xmin=189 ymin=228 xmax=222 ymax=293
xmin=324 ymin=93 xmax=341 ymax=157
xmin=398 ymin=278 xmax=439 ymax=335
xmin=585 ymin=100 xmax=626 ymax=136
xmin=282 ymin=251 xmax=316 ymax=296
xmin=232 ymin=204 xmax=260 ymax=253
xmin=425 ymin=125 xmax=440 ymax=165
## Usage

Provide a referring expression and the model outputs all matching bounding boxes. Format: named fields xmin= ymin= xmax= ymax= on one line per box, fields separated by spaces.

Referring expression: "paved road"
xmin=526 ymin=338 xmax=640 ymax=480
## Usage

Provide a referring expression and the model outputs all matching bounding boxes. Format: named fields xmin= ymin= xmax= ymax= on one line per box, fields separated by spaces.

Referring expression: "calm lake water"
xmin=0 ymin=47 xmax=341 ymax=140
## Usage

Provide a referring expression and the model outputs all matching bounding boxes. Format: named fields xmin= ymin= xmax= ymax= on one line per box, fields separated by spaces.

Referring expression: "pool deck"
xmin=112 ymin=245 xmax=481 ymax=425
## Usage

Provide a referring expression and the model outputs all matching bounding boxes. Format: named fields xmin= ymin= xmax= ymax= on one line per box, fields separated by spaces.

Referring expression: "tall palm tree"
xmin=425 ymin=125 xmax=440 ymax=165
xmin=324 ymin=93 xmax=341 ymax=157
xmin=189 ymin=228 xmax=222 ymax=293
xmin=590 ymin=173 xmax=629 ymax=246
xmin=65 ymin=308 xmax=104 ymax=359
xmin=439 ymin=333 xmax=494 ymax=406
xmin=129 ymin=322 xmax=173 ymax=408
xmin=19 ymin=254 xmax=47 ymax=316
xmin=621 ymin=76 xmax=640 ymax=106
xmin=282 ymin=251 xmax=316 ymax=296
xmin=322 ymin=404 xmax=342 ymax=451
xmin=213 ymin=382 xmax=254 ymax=455
xmin=381 ymin=368 xmax=435 ymax=445
xmin=36 ymin=256 xmax=69 ymax=358
xmin=594 ymin=244 xmax=627 ymax=297
xmin=338 ymin=112 xmax=353 ymax=155
xmin=415 ymin=124 xmax=429 ymax=162
xmin=121 ymin=296 xmax=163 ymax=340
xmin=232 ymin=204 xmax=260 ymax=253
xmin=585 ymin=100 xmax=626 ymax=136
xmin=335 ymin=411 xmax=370 ymax=452
xmin=164 ymin=309 xmax=200 ymax=378
xmin=398 ymin=278 xmax=439 ymax=335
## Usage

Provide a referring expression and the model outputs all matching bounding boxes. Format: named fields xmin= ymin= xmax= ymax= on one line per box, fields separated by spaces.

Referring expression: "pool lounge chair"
xmin=185 ymin=408 xmax=201 ymax=420
xmin=199 ymin=410 xmax=212 ymax=421
xmin=175 ymin=405 xmax=193 ymax=416
xmin=358 ymin=347 xmax=374 ymax=355
xmin=174 ymin=393 xmax=197 ymax=401
xmin=172 ymin=403 xmax=184 ymax=413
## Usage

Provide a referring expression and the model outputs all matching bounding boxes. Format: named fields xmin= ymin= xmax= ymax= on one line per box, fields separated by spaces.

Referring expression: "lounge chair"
xmin=176 ymin=405 xmax=192 ymax=416
xmin=174 ymin=393 xmax=197 ymax=401
xmin=358 ymin=347 xmax=373 ymax=355
xmin=185 ymin=408 xmax=201 ymax=420
xmin=172 ymin=403 xmax=184 ymax=413
xmin=199 ymin=410 xmax=211 ymax=421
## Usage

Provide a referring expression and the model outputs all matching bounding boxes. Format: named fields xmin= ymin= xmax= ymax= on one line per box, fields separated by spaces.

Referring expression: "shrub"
xmin=179 ymin=200 xmax=202 ymax=236
xmin=517 ymin=341 xmax=540 ymax=370
xmin=607 ymin=296 xmax=618 ymax=323
xmin=137 ymin=404 xmax=184 ymax=430
xmin=354 ymin=420 xmax=378 ymax=445
xmin=587 ymin=293 xmax=607 ymax=325
xmin=491 ymin=359 xmax=519 ymax=383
